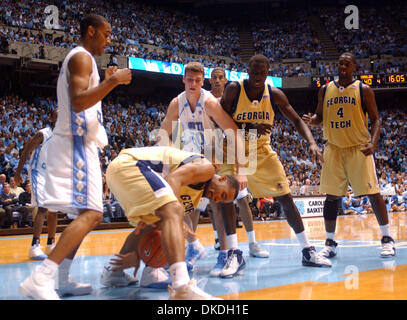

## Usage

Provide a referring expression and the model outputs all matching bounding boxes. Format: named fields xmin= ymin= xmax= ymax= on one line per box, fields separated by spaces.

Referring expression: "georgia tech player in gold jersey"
xmin=102 ymin=146 xmax=239 ymax=299
xmin=218 ymin=54 xmax=332 ymax=274
xmin=303 ymin=52 xmax=395 ymax=258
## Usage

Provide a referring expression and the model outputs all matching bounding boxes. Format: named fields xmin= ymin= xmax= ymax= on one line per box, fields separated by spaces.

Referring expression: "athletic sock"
xmin=326 ymin=232 xmax=335 ymax=241
xmin=169 ymin=262 xmax=190 ymax=289
xmin=296 ymin=231 xmax=311 ymax=249
xmin=247 ymin=231 xmax=256 ymax=244
xmin=380 ymin=224 xmax=390 ymax=237
xmin=47 ymin=237 xmax=55 ymax=245
xmin=226 ymin=234 xmax=238 ymax=250
xmin=58 ymin=258 xmax=73 ymax=286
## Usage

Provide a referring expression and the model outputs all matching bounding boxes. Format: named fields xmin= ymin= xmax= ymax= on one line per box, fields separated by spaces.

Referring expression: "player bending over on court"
xmin=101 ymin=146 xmax=239 ymax=300
xmin=302 ymin=52 xmax=395 ymax=258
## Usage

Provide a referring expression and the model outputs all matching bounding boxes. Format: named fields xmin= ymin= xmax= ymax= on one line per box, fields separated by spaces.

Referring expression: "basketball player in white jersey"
xmin=19 ymin=14 xmax=132 ymax=300
xmin=157 ymin=62 xmax=248 ymax=274
xmin=15 ymin=110 xmax=58 ymax=261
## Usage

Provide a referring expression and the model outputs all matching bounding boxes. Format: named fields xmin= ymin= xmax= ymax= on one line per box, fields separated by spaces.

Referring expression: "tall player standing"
xmin=15 ymin=110 xmax=58 ymax=261
xmin=19 ymin=14 xmax=132 ymax=300
xmin=218 ymin=55 xmax=331 ymax=277
xmin=302 ymin=52 xmax=395 ymax=258
xmin=158 ymin=62 xmax=250 ymax=272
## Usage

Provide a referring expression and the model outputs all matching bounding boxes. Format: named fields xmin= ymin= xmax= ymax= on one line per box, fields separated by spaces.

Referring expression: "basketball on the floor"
xmin=138 ymin=229 xmax=168 ymax=268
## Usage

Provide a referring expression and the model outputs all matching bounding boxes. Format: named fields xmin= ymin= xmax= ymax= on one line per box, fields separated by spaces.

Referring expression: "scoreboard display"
xmin=312 ymin=74 xmax=407 ymax=88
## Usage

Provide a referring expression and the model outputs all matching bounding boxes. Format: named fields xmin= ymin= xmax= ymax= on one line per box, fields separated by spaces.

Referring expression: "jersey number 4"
xmin=337 ymin=107 xmax=344 ymax=118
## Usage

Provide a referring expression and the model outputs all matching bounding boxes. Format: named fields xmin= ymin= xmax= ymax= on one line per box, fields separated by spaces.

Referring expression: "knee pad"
xmin=323 ymin=198 xmax=340 ymax=221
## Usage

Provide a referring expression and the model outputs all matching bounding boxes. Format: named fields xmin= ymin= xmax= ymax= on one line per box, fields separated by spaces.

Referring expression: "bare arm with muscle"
xmin=68 ymin=52 xmax=132 ymax=113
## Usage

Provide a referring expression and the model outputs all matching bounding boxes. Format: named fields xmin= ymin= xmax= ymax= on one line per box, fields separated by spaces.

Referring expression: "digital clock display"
xmin=386 ymin=74 xmax=406 ymax=84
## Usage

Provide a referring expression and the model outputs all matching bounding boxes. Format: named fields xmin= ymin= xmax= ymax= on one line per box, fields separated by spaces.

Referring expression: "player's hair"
xmin=80 ymin=14 xmax=108 ymax=38
xmin=184 ymin=62 xmax=204 ymax=76
xmin=248 ymin=54 xmax=270 ymax=68
xmin=225 ymin=175 xmax=240 ymax=200
xmin=340 ymin=52 xmax=356 ymax=64
xmin=211 ymin=67 xmax=226 ymax=77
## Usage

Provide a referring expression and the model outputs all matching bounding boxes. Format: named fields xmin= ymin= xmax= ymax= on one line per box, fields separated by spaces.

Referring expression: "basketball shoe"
xmin=249 ymin=242 xmax=270 ymax=258
xmin=19 ymin=266 xmax=60 ymax=300
xmin=28 ymin=244 xmax=47 ymax=260
xmin=381 ymin=236 xmax=396 ymax=258
xmin=319 ymin=239 xmax=338 ymax=258
xmin=302 ymin=246 xmax=332 ymax=267
xmin=56 ymin=275 xmax=93 ymax=297
xmin=209 ymin=251 xmax=228 ymax=277
xmin=185 ymin=240 xmax=207 ymax=271
xmin=219 ymin=249 xmax=246 ymax=278
xmin=168 ymin=279 xmax=222 ymax=300
xmin=44 ymin=243 xmax=56 ymax=255
xmin=100 ymin=266 xmax=139 ymax=288
xmin=140 ymin=266 xmax=171 ymax=289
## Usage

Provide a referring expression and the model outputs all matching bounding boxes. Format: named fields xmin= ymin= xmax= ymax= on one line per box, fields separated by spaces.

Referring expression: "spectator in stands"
xmin=9 ymin=176 xmax=24 ymax=197
xmin=0 ymin=182 xmax=18 ymax=227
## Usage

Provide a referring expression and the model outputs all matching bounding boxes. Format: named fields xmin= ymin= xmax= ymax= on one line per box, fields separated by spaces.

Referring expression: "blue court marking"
xmin=1 ymin=238 xmax=405 ymax=300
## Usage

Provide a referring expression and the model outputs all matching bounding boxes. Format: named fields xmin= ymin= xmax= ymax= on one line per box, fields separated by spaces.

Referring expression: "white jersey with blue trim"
xmin=177 ymin=88 xmax=218 ymax=154
xmin=29 ymin=127 xmax=52 ymax=171
xmin=55 ymin=46 xmax=108 ymax=149
xmin=29 ymin=127 xmax=52 ymax=207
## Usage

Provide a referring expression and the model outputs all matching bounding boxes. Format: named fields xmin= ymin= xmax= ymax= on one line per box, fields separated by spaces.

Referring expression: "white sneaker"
xmin=381 ymin=236 xmax=396 ymax=258
xmin=140 ymin=266 xmax=171 ymax=289
xmin=302 ymin=246 xmax=332 ymax=268
xmin=28 ymin=244 xmax=47 ymax=260
xmin=249 ymin=242 xmax=269 ymax=258
xmin=219 ymin=249 xmax=246 ymax=278
xmin=100 ymin=266 xmax=138 ymax=288
xmin=19 ymin=268 xmax=60 ymax=300
xmin=44 ymin=243 xmax=56 ymax=255
xmin=56 ymin=276 xmax=93 ymax=297
xmin=319 ymin=239 xmax=338 ymax=258
xmin=168 ymin=280 xmax=222 ymax=300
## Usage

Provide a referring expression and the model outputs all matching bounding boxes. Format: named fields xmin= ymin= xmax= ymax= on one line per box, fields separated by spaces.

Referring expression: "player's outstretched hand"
xmin=109 ymin=251 xmax=140 ymax=274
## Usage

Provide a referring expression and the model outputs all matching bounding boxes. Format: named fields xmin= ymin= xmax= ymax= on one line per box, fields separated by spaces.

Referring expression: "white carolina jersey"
xmin=29 ymin=127 xmax=52 ymax=172
xmin=55 ymin=46 xmax=108 ymax=149
xmin=29 ymin=127 xmax=52 ymax=207
xmin=178 ymin=88 xmax=220 ymax=154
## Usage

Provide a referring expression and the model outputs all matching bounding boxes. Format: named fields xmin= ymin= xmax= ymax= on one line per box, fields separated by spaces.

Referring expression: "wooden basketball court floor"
xmin=1 ymin=212 xmax=407 ymax=300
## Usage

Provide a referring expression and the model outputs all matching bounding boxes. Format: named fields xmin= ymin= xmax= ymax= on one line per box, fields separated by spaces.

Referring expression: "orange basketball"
xmin=138 ymin=229 xmax=168 ymax=268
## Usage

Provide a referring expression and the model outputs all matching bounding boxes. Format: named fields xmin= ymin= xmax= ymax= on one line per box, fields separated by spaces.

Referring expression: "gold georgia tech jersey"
xmin=120 ymin=146 xmax=209 ymax=215
xmin=322 ymin=80 xmax=371 ymax=148
xmin=231 ymin=80 xmax=275 ymax=151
